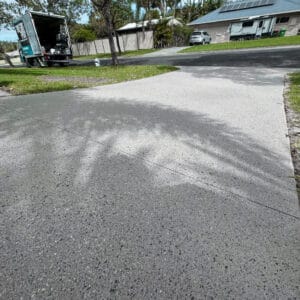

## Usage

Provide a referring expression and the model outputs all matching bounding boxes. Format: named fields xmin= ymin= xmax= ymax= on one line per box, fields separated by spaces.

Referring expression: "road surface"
xmin=75 ymin=46 xmax=300 ymax=68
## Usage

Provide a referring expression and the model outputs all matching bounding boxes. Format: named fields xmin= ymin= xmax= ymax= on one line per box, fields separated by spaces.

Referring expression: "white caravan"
xmin=230 ymin=17 xmax=276 ymax=40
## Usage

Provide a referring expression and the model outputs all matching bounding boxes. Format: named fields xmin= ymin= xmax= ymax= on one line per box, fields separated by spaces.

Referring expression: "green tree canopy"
xmin=3 ymin=0 xmax=89 ymax=26
xmin=72 ymin=26 xmax=97 ymax=42
xmin=0 ymin=1 xmax=13 ymax=26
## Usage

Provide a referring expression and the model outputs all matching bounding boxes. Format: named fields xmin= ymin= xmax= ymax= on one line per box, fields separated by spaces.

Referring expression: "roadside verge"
xmin=0 ymin=65 xmax=178 ymax=95
xmin=284 ymin=72 xmax=300 ymax=198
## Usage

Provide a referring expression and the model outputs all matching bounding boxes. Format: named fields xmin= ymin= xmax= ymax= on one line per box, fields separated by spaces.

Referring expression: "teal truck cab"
xmin=14 ymin=11 xmax=73 ymax=67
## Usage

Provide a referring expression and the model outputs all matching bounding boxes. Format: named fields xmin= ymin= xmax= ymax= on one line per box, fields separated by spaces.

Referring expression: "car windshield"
xmin=192 ymin=32 xmax=203 ymax=36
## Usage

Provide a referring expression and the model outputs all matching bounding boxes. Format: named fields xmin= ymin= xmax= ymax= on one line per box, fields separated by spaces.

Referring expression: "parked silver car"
xmin=189 ymin=31 xmax=211 ymax=46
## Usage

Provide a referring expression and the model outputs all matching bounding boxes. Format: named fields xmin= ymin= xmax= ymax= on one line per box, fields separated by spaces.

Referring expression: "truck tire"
xmin=25 ymin=58 xmax=34 ymax=68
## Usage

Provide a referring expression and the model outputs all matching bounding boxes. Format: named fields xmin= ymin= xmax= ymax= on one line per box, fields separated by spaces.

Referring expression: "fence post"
xmin=121 ymin=34 xmax=125 ymax=52
xmin=136 ymin=32 xmax=140 ymax=50
xmin=76 ymin=43 xmax=80 ymax=56
xmin=93 ymin=41 xmax=97 ymax=54
xmin=101 ymin=39 xmax=105 ymax=53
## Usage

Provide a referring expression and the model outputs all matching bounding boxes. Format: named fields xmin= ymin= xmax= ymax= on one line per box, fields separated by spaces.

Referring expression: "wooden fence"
xmin=72 ymin=31 xmax=153 ymax=56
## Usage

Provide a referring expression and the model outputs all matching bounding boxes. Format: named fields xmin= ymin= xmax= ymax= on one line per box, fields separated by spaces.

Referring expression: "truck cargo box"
xmin=14 ymin=11 xmax=73 ymax=67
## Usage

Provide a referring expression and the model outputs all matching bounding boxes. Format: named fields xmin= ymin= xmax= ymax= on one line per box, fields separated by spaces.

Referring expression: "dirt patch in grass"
xmin=40 ymin=75 xmax=111 ymax=85
xmin=284 ymin=75 xmax=300 ymax=199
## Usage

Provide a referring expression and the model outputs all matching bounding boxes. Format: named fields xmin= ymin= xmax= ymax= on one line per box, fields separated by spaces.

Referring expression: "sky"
xmin=0 ymin=27 xmax=18 ymax=41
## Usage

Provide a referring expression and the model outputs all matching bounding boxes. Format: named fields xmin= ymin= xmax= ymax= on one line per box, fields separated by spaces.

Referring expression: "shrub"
xmin=154 ymin=19 xmax=193 ymax=48
xmin=173 ymin=25 xmax=193 ymax=46
xmin=72 ymin=28 xmax=97 ymax=43
xmin=154 ymin=19 xmax=173 ymax=48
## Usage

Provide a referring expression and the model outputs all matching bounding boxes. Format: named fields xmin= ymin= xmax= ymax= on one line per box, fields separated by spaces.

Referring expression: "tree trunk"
xmin=115 ymin=31 xmax=122 ymax=55
xmin=103 ymin=9 xmax=118 ymax=65
xmin=92 ymin=0 xmax=118 ymax=66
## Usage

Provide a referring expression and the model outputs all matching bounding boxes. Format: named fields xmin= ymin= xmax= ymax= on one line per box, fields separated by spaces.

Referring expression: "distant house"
xmin=188 ymin=0 xmax=300 ymax=43
xmin=117 ymin=17 xmax=183 ymax=34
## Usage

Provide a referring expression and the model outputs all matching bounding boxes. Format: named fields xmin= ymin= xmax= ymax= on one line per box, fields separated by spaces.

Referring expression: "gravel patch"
xmin=40 ymin=75 xmax=111 ymax=85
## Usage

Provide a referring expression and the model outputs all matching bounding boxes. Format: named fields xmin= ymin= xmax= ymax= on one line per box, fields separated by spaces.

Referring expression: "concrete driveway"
xmin=0 ymin=66 xmax=299 ymax=298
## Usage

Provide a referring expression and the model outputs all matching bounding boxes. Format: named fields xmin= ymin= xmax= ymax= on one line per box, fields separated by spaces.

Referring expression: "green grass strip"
xmin=180 ymin=36 xmax=300 ymax=53
xmin=0 ymin=65 xmax=177 ymax=95
xmin=289 ymin=72 xmax=300 ymax=113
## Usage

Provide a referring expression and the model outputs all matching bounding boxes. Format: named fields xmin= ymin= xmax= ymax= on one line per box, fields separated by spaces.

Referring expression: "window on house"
xmin=276 ymin=17 xmax=290 ymax=24
xmin=242 ymin=21 xmax=254 ymax=27
xmin=259 ymin=20 xmax=263 ymax=28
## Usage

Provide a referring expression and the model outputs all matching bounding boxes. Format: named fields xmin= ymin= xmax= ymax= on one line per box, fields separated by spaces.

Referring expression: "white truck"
xmin=14 ymin=11 xmax=73 ymax=67
xmin=229 ymin=17 xmax=276 ymax=40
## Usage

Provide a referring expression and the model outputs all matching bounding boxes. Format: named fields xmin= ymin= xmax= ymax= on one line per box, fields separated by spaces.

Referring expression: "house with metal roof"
xmin=188 ymin=0 xmax=300 ymax=43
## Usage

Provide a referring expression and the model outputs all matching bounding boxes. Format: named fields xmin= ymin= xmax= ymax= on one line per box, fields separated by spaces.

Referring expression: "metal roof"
xmin=117 ymin=17 xmax=183 ymax=31
xmin=188 ymin=0 xmax=300 ymax=25
xmin=117 ymin=20 xmax=160 ymax=32
xmin=117 ymin=19 xmax=160 ymax=31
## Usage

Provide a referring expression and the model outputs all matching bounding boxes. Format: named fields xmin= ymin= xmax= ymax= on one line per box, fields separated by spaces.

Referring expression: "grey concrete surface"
xmin=139 ymin=47 xmax=188 ymax=57
xmin=0 ymin=66 xmax=299 ymax=299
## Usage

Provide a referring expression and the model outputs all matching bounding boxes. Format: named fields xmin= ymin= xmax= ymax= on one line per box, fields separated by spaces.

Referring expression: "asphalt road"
xmin=74 ymin=46 xmax=300 ymax=68
xmin=0 ymin=66 xmax=299 ymax=298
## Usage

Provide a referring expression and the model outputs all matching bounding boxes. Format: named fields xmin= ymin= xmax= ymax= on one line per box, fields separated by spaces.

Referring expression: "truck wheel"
xmin=25 ymin=58 xmax=34 ymax=68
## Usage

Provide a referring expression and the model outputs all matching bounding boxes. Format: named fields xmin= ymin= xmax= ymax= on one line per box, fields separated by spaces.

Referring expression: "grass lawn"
xmin=289 ymin=72 xmax=300 ymax=112
xmin=0 ymin=65 xmax=177 ymax=95
xmin=287 ymin=72 xmax=300 ymax=191
xmin=74 ymin=49 xmax=158 ymax=60
xmin=180 ymin=35 xmax=300 ymax=53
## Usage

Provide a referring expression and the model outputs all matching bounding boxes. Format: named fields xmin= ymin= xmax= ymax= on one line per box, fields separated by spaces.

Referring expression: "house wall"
xmin=72 ymin=31 xmax=153 ymax=56
xmin=273 ymin=13 xmax=300 ymax=36
xmin=190 ymin=12 xmax=300 ymax=43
